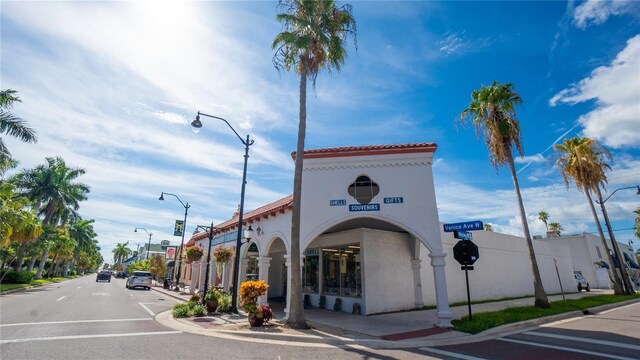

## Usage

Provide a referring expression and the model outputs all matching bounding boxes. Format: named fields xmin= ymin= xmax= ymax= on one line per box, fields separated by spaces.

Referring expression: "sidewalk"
xmin=151 ymin=287 xmax=635 ymax=349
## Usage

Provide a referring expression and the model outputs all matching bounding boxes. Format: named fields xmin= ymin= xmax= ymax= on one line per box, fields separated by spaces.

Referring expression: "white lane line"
xmin=418 ymin=347 xmax=488 ymax=360
xmin=55 ymin=296 xmax=66 ymax=302
xmin=523 ymin=331 xmax=640 ymax=351
xmin=498 ymin=338 xmax=636 ymax=360
xmin=0 ymin=331 xmax=182 ymax=344
xmin=76 ymin=286 xmax=81 ymax=289
xmin=138 ymin=302 xmax=155 ymax=316
xmin=1 ymin=318 xmax=153 ymax=327
xmin=598 ymin=302 xmax=640 ymax=315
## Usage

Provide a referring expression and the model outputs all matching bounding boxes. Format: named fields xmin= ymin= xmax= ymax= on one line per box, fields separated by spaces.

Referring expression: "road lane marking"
xmin=498 ymin=338 xmax=636 ymax=360
xmin=1 ymin=318 xmax=153 ymax=327
xmin=523 ymin=331 xmax=640 ymax=351
xmin=418 ymin=347 xmax=488 ymax=360
xmin=55 ymin=296 xmax=66 ymax=302
xmin=138 ymin=302 xmax=155 ymax=316
xmin=77 ymin=286 xmax=81 ymax=289
xmin=0 ymin=331 xmax=182 ymax=344
xmin=598 ymin=302 xmax=640 ymax=315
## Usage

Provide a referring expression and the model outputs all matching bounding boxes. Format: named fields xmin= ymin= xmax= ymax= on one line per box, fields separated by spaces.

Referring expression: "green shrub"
xmin=189 ymin=293 xmax=201 ymax=303
xmin=188 ymin=304 xmax=207 ymax=317
xmin=216 ymin=292 xmax=232 ymax=313
xmin=172 ymin=303 xmax=190 ymax=318
xmin=0 ymin=270 xmax=36 ymax=284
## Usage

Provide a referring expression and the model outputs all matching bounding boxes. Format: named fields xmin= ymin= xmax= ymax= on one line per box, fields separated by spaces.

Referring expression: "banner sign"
xmin=174 ymin=220 xmax=184 ymax=236
xmin=165 ymin=247 xmax=176 ymax=260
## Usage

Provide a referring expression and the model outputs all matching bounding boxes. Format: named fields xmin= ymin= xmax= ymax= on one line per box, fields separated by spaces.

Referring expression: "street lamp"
xmin=194 ymin=223 xmax=216 ymax=303
xmin=134 ymin=227 xmax=153 ymax=260
xmin=191 ymin=111 xmax=255 ymax=313
xmin=160 ymin=192 xmax=191 ymax=291
xmin=595 ymin=185 xmax=639 ymax=294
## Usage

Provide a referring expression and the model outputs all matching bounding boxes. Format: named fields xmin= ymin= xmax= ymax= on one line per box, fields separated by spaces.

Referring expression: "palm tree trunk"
xmin=507 ymin=155 xmax=549 ymax=307
xmin=12 ymin=244 xmax=27 ymax=271
xmin=286 ymin=68 xmax=308 ymax=329
xmin=27 ymin=254 xmax=37 ymax=272
xmin=35 ymin=248 xmax=49 ymax=279
xmin=595 ymin=187 xmax=634 ymax=294
xmin=48 ymin=252 xmax=59 ymax=278
xmin=584 ymin=189 xmax=624 ymax=294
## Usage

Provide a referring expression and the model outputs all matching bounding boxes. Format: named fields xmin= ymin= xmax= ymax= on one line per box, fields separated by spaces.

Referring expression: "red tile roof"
xmin=292 ymin=142 xmax=437 ymax=160
xmin=190 ymin=194 xmax=293 ymax=242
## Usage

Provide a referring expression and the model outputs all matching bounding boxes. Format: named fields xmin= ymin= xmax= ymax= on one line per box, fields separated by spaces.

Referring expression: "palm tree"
xmin=548 ymin=222 xmax=562 ymax=236
xmin=0 ymin=89 xmax=37 ymax=162
xmin=272 ymin=0 xmax=357 ymax=327
xmin=11 ymin=157 xmax=89 ymax=278
xmin=459 ymin=81 xmax=549 ymax=308
xmin=483 ymin=223 xmax=494 ymax=232
xmin=68 ymin=218 xmax=97 ymax=274
xmin=634 ymin=207 xmax=639 ymax=240
xmin=538 ymin=211 xmax=549 ymax=232
xmin=112 ymin=243 xmax=131 ymax=265
xmin=554 ymin=137 xmax=626 ymax=294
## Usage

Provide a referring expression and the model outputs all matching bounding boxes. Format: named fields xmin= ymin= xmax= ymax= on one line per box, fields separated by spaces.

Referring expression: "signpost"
xmin=453 ymin=237 xmax=480 ymax=321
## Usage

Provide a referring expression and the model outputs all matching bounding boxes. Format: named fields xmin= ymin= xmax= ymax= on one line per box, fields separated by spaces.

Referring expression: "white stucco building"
xmin=180 ymin=143 xmax=577 ymax=328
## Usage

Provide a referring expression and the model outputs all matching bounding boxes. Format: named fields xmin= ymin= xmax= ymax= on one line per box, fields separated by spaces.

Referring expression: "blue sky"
xmin=2 ymin=1 xmax=639 ymax=264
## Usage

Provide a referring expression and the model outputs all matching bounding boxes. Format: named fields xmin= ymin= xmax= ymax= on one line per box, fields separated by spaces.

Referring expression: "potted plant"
xmin=239 ymin=280 xmax=270 ymax=327
xmin=213 ymin=245 xmax=232 ymax=274
xmin=186 ymin=246 xmax=204 ymax=262
xmin=204 ymin=285 xmax=221 ymax=313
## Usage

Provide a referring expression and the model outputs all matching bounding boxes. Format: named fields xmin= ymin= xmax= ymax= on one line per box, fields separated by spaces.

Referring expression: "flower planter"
xmin=248 ymin=313 xmax=264 ymax=327
xmin=205 ymin=299 xmax=218 ymax=314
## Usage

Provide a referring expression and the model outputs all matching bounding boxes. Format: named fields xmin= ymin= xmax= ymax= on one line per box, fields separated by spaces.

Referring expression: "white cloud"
xmin=152 ymin=111 xmax=188 ymax=125
xmin=573 ymin=0 xmax=637 ymax=29
xmin=514 ymin=154 xmax=546 ymax=164
xmin=550 ymin=35 xmax=640 ymax=149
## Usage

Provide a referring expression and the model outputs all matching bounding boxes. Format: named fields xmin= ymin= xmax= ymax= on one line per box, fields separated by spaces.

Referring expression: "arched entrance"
xmin=260 ymin=237 xmax=288 ymax=306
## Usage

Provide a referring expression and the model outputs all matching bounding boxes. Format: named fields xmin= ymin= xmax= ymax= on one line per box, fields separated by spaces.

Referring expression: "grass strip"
xmin=452 ymin=293 xmax=640 ymax=334
xmin=0 ymin=275 xmax=85 ymax=292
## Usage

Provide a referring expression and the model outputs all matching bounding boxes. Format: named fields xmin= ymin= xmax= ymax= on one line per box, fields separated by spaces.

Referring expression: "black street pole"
xmin=464 ymin=266 xmax=472 ymax=321
xmin=160 ymin=192 xmax=190 ymax=292
xmin=192 ymin=112 xmax=254 ymax=314
xmin=201 ymin=222 xmax=215 ymax=304
xmin=146 ymin=233 xmax=153 ymax=260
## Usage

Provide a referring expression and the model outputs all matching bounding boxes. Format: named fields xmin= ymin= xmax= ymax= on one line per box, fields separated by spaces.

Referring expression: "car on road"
xmin=115 ymin=271 xmax=127 ymax=279
xmin=96 ymin=271 xmax=111 ymax=282
xmin=126 ymin=271 xmax=152 ymax=290
xmin=574 ymin=273 xmax=590 ymax=292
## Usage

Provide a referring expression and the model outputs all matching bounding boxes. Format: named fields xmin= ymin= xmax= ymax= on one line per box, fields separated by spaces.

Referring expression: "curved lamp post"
xmin=191 ymin=111 xmax=254 ymax=313
xmin=160 ymin=192 xmax=191 ymax=291
xmin=134 ymin=227 xmax=153 ymax=260
xmin=595 ymin=185 xmax=639 ymax=294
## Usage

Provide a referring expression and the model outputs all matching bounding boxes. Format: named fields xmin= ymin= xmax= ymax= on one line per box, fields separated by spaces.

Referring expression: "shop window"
xmin=245 ymin=243 xmax=259 ymax=280
xmin=303 ymin=248 xmax=319 ymax=293
xmin=348 ymin=175 xmax=379 ymax=204
xmin=322 ymin=244 xmax=361 ymax=297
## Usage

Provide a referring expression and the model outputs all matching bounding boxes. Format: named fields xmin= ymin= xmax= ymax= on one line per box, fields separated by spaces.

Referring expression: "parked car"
xmin=574 ymin=273 xmax=590 ymax=292
xmin=96 ymin=271 xmax=111 ymax=282
xmin=115 ymin=271 xmax=127 ymax=279
xmin=126 ymin=271 xmax=152 ymax=290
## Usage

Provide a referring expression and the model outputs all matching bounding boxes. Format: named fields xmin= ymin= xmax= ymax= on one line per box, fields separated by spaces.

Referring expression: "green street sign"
xmin=174 ymin=220 xmax=184 ymax=237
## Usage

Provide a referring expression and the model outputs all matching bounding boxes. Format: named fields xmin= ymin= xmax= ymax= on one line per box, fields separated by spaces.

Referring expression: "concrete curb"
xmin=152 ymin=296 xmax=640 ymax=349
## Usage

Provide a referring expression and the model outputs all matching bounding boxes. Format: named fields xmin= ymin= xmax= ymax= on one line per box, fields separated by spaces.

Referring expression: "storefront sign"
xmin=305 ymin=248 xmax=319 ymax=256
xmin=330 ymin=199 xmax=346 ymax=206
xmin=349 ymin=204 xmax=380 ymax=212
xmin=384 ymin=197 xmax=404 ymax=204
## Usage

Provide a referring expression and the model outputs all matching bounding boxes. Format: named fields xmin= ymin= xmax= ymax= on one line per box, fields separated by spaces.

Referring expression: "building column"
xmin=239 ymin=258 xmax=249 ymax=285
xmin=257 ymin=257 xmax=272 ymax=305
xmin=189 ymin=261 xmax=198 ymax=294
xmin=199 ymin=260 xmax=207 ymax=293
xmin=210 ymin=257 xmax=217 ymax=287
xmin=411 ymin=259 xmax=424 ymax=306
xmin=429 ymin=253 xmax=452 ymax=327
xmin=221 ymin=261 xmax=230 ymax=292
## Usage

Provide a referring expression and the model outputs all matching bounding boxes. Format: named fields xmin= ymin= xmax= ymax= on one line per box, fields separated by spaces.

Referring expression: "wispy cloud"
xmin=514 ymin=154 xmax=546 ymax=164
xmin=437 ymin=31 xmax=493 ymax=57
xmin=573 ymin=0 xmax=638 ymax=29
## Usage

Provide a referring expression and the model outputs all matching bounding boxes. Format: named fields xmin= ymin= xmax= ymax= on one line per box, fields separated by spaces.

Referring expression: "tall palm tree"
xmin=483 ymin=223 xmax=494 ymax=232
xmin=12 ymin=157 xmax=89 ymax=278
xmin=538 ymin=211 xmax=549 ymax=232
xmin=68 ymin=218 xmax=97 ymax=274
xmin=634 ymin=207 xmax=639 ymax=240
xmin=112 ymin=243 xmax=131 ymax=265
xmin=548 ymin=222 xmax=562 ymax=236
xmin=272 ymin=0 xmax=357 ymax=327
xmin=459 ymin=81 xmax=549 ymax=308
xmin=0 ymin=89 xmax=37 ymax=162
xmin=554 ymin=137 xmax=625 ymax=294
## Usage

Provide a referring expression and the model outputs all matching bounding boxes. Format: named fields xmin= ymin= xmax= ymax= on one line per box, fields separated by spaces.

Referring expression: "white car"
xmin=126 ymin=271 xmax=152 ymax=290
xmin=574 ymin=273 xmax=590 ymax=292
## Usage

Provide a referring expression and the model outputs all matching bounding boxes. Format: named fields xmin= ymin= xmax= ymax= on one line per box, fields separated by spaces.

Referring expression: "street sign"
xmin=453 ymin=240 xmax=479 ymax=266
xmin=454 ymin=230 xmax=473 ymax=241
xmin=443 ymin=221 xmax=483 ymax=232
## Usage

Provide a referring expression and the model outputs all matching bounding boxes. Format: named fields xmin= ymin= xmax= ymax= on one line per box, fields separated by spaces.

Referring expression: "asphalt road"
xmin=2 ymin=276 xmax=638 ymax=360
xmin=421 ymin=301 xmax=640 ymax=360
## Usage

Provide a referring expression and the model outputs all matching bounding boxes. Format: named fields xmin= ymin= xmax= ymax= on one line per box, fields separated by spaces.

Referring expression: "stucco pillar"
xmin=209 ymin=258 xmax=217 ymax=287
xmin=239 ymin=258 xmax=249 ymax=285
xmin=411 ymin=259 xmax=425 ymax=306
xmin=429 ymin=253 xmax=452 ymax=327
xmin=283 ymin=255 xmax=291 ymax=318
xmin=189 ymin=261 xmax=198 ymax=294
xmin=222 ymin=261 xmax=230 ymax=292
xmin=199 ymin=260 xmax=207 ymax=293
xmin=257 ymin=257 xmax=272 ymax=305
